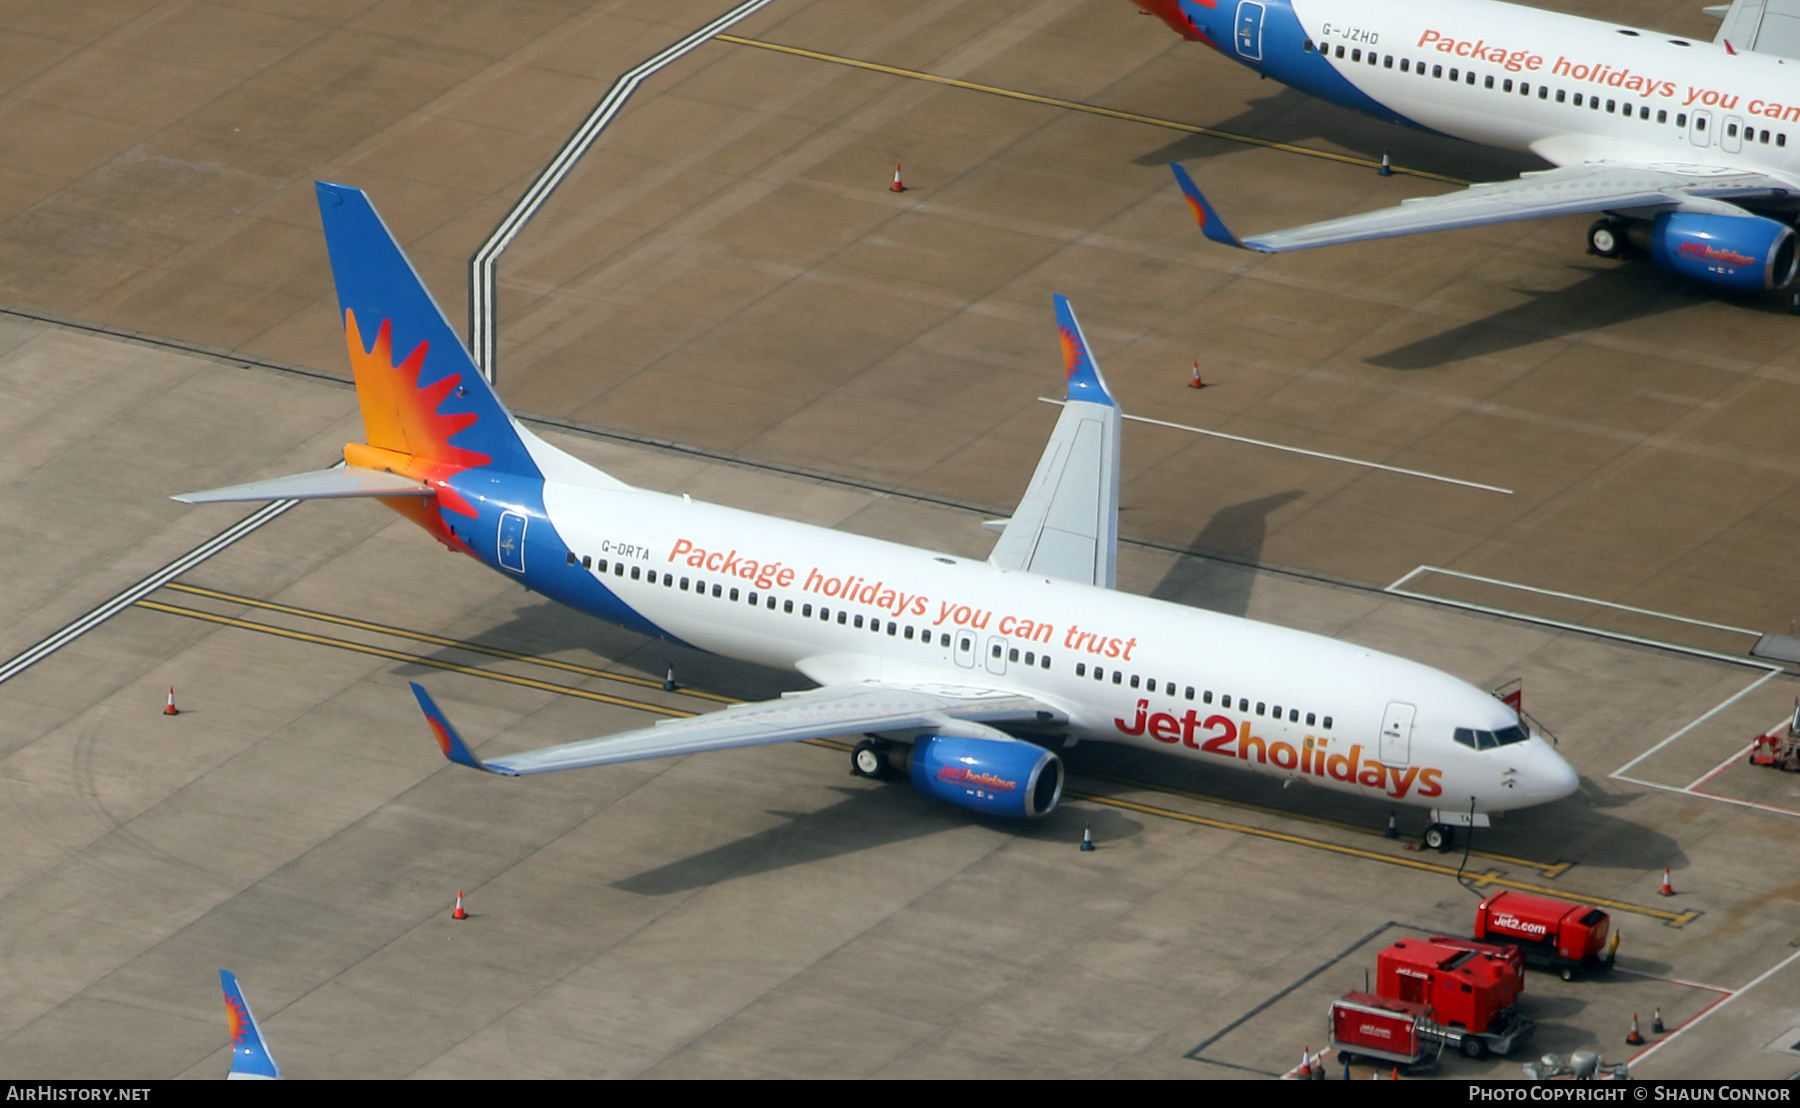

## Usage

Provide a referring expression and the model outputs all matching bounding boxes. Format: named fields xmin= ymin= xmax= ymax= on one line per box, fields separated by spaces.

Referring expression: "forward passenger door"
xmin=1379 ymin=701 xmax=1416 ymax=765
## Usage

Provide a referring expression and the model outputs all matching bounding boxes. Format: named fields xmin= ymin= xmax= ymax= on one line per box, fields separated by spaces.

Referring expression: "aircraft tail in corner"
xmin=220 ymin=969 xmax=282 ymax=1080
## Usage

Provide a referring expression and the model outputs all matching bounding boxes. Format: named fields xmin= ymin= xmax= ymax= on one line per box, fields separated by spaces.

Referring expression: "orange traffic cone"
xmin=1391 ymin=1067 xmax=1400 ymax=1080
xmin=1652 ymin=1007 xmax=1666 ymax=1034
xmin=452 ymin=890 xmax=467 ymax=920
xmin=1188 ymin=361 xmax=1206 ymax=389
xmin=890 ymin=164 xmax=906 ymax=192
xmin=1626 ymin=1012 xmax=1645 ymax=1045
xmin=163 ymin=687 xmax=180 ymax=716
xmin=1298 ymin=1047 xmax=1312 ymax=1078
xmin=1659 ymin=866 xmax=1675 ymax=896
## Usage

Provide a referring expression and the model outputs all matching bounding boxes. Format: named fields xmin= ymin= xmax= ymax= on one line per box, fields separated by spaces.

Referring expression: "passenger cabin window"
xmin=1399 ymin=58 xmax=1409 ymax=72
xmin=1076 ymin=663 xmax=1087 ymax=677
xmin=784 ymin=599 xmax=793 ymax=613
xmin=1256 ymin=702 xmax=1266 ymax=716
xmin=1185 ymin=686 xmax=1195 ymax=700
xmin=1009 ymin=648 xmax=1020 ymax=662
xmin=1433 ymin=64 xmax=1442 ymax=78
xmin=630 ymin=566 xmax=641 ymax=580
xmin=1203 ymin=691 xmax=1213 ymax=704
xmin=1040 ymin=655 xmax=1050 ymax=669
xmin=1323 ymin=716 xmax=1334 ymax=729
xmin=1306 ymin=713 xmax=1316 ymax=726
xmin=1130 ymin=675 xmax=1141 ymax=689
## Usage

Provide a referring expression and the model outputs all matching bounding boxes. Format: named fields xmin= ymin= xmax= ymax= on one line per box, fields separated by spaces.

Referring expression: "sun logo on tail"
xmin=1058 ymin=326 xmax=1088 ymax=381
xmin=344 ymin=310 xmax=491 ymax=471
xmin=224 ymin=991 xmax=249 ymax=1047
xmin=1184 ymin=193 xmax=1208 ymax=230
xmin=427 ymin=714 xmax=455 ymax=759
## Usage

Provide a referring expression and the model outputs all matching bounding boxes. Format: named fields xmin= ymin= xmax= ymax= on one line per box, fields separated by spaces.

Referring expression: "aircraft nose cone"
xmin=1527 ymin=741 xmax=1579 ymax=802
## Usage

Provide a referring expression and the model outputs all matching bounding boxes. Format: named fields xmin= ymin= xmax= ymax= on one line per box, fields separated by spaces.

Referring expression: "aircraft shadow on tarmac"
xmin=401 ymin=598 xmax=812 ymax=704
xmin=1363 ymin=265 xmax=1783 ymax=372
xmin=1147 ymin=490 xmax=1305 ymax=618
xmin=611 ymin=786 xmax=1145 ymax=896
xmin=1133 ymin=85 xmax=1540 ymax=183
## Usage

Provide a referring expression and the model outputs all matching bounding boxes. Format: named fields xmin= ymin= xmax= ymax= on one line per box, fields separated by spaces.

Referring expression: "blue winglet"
xmin=220 ymin=970 xmax=282 ymax=1080
xmin=1052 ymin=295 xmax=1117 ymax=408
xmin=409 ymin=682 xmax=499 ymax=773
xmin=1169 ymin=163 xmax=1257 ymax=250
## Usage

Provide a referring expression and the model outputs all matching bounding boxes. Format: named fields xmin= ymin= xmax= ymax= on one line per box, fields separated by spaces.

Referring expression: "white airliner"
xmin=1140 ymin=0 xmax=1800 ymax=291
xmin=174 ymin=183 xmax=1578 ymax=851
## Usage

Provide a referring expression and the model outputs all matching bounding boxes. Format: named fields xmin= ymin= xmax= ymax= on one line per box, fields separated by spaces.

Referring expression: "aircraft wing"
xmin=1709 ymin=0 xmax=1800 ymax=59
xmin=412 ymin=681 xmax=1060 ymax=776
xmin=987 ymin=295 xmax=1122 ymax=588
xmin=1170 ymin=161 xmax=1799 ymax=253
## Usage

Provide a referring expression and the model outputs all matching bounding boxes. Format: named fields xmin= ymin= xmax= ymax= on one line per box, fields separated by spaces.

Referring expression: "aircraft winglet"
xmin=220 ymin=970 xmax=282 ymax=1081
xmin=410 ymin=683 xmax=512 ymax=774
xmin=1053 ymin=294 xmax=1116 ymax=408
xmin=1169 ymin=163 xmax=1266 ymax=252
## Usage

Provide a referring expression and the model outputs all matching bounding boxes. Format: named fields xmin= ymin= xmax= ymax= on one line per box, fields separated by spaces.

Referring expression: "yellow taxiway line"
xmin=137 ymin=599 xmax=696 ymax=719
xmin=160 ymin=581 xmax=735 ymax=704
xmin=716 ymin=34 xmax=1471 ymax=186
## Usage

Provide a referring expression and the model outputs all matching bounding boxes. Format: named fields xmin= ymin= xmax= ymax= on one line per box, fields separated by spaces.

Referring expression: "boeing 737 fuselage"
xmin=177 ymin=183 xmax=1579 ymax=851
xmin=1144 ymin=0 xmax=1800 ymax=291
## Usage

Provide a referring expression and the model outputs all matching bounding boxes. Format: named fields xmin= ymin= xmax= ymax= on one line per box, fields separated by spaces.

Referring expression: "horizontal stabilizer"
xmin=173 ymin=466 xmax=431 ymax=504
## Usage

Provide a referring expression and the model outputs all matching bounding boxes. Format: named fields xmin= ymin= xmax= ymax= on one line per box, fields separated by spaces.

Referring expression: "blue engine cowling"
xmin=909 ymin=734 xmax=1063 ymax=819
xmin=1646 ymin=211 xmax=1798 ymax=291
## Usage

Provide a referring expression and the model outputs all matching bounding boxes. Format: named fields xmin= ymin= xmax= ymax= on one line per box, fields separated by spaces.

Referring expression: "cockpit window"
xmin=1492 ymin=725 xmax=1529 ymax=746
xmin=1455 ymin=725 xmax=1531 ymax=750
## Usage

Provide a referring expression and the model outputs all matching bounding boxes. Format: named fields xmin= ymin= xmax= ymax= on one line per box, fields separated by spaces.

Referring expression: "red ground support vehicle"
xmin=1328 ymin=993 xmax=1442 ymax=1069
xmin=1474 ymin=890 xmax=1615 ymax=981
xmin=1374 ymin=937 xmax=1534 ymax=1059
xmin=1749 ymin=714 xmax=1800 ymax=772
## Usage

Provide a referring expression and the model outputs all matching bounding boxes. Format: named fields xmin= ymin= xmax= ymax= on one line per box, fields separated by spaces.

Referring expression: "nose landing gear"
xmin=1422 ymin=822 xmax=1457 ymax=852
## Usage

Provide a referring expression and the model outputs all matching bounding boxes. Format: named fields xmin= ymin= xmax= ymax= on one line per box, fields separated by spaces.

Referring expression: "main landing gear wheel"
xmin=1588 ymin=218 xmax=1629 ymax=259
xmin=1423 ymin=823 xmax=1456 ymax=852
xmin=850 ymin=739 xmax=887 ymax=779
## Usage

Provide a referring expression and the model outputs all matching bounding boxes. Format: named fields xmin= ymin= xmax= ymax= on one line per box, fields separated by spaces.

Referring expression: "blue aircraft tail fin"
xmin=314 ymin=182 xmax=540 ymax=480
xmin=220 ymin=970 xmax=282 ymax=1080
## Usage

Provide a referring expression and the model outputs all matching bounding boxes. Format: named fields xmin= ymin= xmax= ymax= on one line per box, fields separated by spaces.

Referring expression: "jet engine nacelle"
xmin=1643 ymin=211 xmax=1798 ymax=291
xmin=909 ymin=734 xmax=1063 ymax=819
